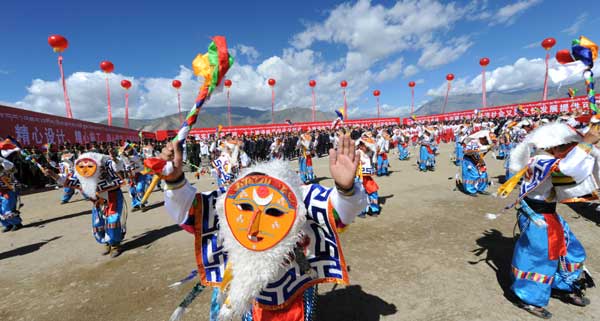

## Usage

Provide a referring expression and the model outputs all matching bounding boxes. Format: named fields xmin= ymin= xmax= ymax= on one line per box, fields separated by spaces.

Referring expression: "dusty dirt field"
xmin=1 ymin=143 xmax=600 ymax=321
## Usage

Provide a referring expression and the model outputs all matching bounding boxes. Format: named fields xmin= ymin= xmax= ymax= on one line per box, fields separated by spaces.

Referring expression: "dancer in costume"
xmin=498 ymin=122 xmax=597 ymax=319
xmin=418 ymin=129 xmax=436 ymax=171
xmin=458 ymin=130 xmax=492 ymax=195
xmin=0 ymin=156 xmax=22 ymax=232
xmin=356 ymin=134 xmax=380 ymax=217
xmin=453 ymin=126 xmax=466 ymax=166
xmin=376 ymin=132 xmax=390 ymax=176
xmin=269 ymin=137 xmax=283 ymax=160
xmin=394 ymin=128 xmax=410 ymax=160
xmin=59 ymin=152 xmax=76 ymax=204
xmin=44 ymin=152 xmax=127 ymax=257
xmin=120 ymin=143 xmax=147 ymax=210
xmin=157 ymin=135 xmax=367 ymax=320
xmin=297 ymin=132 xmax=315 ymax=184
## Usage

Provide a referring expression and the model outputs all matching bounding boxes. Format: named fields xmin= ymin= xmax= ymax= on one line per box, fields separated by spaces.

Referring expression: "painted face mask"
xmin=75 ymin=158 xmax=98 ymax=178
xmin=224 ymin=174 xmax=298 ymax=251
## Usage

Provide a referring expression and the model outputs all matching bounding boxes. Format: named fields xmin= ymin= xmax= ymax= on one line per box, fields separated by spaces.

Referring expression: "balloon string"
xmin=343 ymin=88 xmax=347 ymax=120
xmin=271 ymin=87 xmax=275 ymax=124
xmin=58 ymin=55 xmax=73 ymax=118
xmin=482 ymin=68 xmax=487 ymax=108
xmin=312 ymin=88 xmax=316 ymax=122
xmin=106 ymin=76 xmax=112 ymax=126
xmin=376 ymin=96 xmax=380 ymax=119
xmin=227 ymin=88 xmax=231 ymax=127
xmin=543 ymin=51 xmax=550 ymax=101
xmin=125 ymin=92 xmax=129 ymax=128
xmin=443 ymin=82 xmax=451 ymax=114
xmin=177 ymin=90 xmax=182 ymax=124
xmin=410 ymin=87 xmax=414 ymax=115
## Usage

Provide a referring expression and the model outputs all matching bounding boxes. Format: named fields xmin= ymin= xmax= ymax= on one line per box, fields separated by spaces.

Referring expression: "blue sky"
xmin=1 ymin=0 xmax=598 ymax=121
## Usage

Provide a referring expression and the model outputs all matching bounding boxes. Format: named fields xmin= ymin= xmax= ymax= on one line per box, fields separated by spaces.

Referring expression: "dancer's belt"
xmin=523 ymin=197 xmax=556 ymax=213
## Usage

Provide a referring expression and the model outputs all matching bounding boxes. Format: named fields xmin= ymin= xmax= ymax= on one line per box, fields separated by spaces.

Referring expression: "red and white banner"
xmin=407 ymin=95 xmax=598 ymax=123
xmin=0 ymin=105 xmax=151 ymax=147
xmin=156 ymin=117 xmax=400 ymax=141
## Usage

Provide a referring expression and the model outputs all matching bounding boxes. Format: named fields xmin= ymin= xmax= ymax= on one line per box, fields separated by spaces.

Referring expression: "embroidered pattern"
xmin=512 ymin=265 xmax=554 ymax=284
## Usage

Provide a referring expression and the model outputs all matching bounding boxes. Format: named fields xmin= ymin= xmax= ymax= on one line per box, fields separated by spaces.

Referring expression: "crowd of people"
xmin=1 ymin=110 xmax=599 ymax=320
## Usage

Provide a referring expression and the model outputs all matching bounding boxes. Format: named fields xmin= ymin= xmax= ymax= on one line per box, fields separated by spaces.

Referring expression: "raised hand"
xmin=329 ymin=135 xmax=359 ymax=190
xmin=159 ymin=142 xmax=184 ymax=180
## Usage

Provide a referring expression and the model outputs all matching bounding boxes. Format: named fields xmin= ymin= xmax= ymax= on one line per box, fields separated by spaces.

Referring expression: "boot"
xmin=2 ymin=225 xmax=13 ymax=233
xmin=110 ymin=245 xmax=122 ymax=258
xmin=100 ymin=244 xmax=111 ymax=255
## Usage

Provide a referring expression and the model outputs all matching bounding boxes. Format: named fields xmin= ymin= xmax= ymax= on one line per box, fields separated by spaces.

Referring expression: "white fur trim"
xmin=526 ymin=122 xmax=581 ymax=150
xmin=215 ymin=160 xmax=307 ymax=320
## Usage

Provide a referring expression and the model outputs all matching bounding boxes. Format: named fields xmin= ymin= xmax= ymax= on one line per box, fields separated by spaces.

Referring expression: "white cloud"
xmin=490 ymin=0 xmax=541 ymax=26
xmin=523 ymin=41 xmax=539 ymax=49
xmin=235 ymin=44 xmax=260 ymax=62
xmin=0 ymin=70 xmax=9 ymax=75
xmin=403 ymin=64 xmax=419 ymax=78
xmin=13 ymin=0 xmax=490 ymax=121
xmin=562 ymin=13 xmax=588 ymax=36
xmin=426 ymin=57 xmax=595 ymax=97
xmin=417 ymin=37 xmax=473 ymax=69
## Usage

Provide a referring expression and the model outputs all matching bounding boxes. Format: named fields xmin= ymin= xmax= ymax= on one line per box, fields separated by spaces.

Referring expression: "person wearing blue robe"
xmin=0 ymin=157 xmax=22 ymax=232
xmin=501 ymin=122 xmax=595 ymax=319
xmin=460 ymin=136 xmax=490 ymax=195
xmin=418 ymin=131 xmax=436 ymax=171
xmin=454 ymin=133 xmax=464 ymax=166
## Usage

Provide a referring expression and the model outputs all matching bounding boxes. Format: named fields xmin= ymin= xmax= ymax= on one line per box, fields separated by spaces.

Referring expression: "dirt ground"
xmin=1 ymin=143 xmax=600 ymax=321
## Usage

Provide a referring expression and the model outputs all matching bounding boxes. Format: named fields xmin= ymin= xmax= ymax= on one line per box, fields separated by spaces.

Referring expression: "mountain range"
xmin=413 ymin=79 xmax=593 ymax=116
xmin=102 ymin=107 xmax=332 ymax=131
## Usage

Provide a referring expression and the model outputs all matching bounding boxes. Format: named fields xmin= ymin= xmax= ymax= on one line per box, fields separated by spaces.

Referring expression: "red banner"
xmin=408 ymin=95 xmax=598 ymax=123
xmin=0 ymin=104 xmax=149 ymax=147
xmin=156 ymin=117 xmax=400 ymax=141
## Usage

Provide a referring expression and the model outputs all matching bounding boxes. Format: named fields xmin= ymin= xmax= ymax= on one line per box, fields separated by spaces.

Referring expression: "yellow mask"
xmin=75 ymin=158 xmax=98 ymax=178
xmin=224 ymin=175 xmax=298 ymax=251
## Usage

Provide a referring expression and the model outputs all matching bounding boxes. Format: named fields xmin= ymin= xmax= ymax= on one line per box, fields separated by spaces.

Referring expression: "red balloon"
xmin=224 ymin=79 xmax=232 ymax=87
xmin=268 ymin=78 xmax=276 ymax=86
xmin=48 ymin=35 xmax=68 ymax=53
xmin=408 ymin=81 xmax=416 ymax=88
xmin=479 ymin=57 xmax=490 ymax=67
xmin=100 ymin=61 xmax=114 ymax=73
xmin=373 ymin=90 xmax=381 ymax=97
xmin=309 ymin=80 xmax=316 ymax=87
xmin=555 ymin=49 xmax=575 ymax=64
xmin=172 ymin=80 xmax=182 ymax=89
xmin=446 ymin=73 xmax=455 ymax=81
xmin=541 ymin=37 xmax=556 ymax=50
xmin=120 ymin=80 xmax=132 ymax=90
xmin=340 ymin=80 xmax=348 ymax=88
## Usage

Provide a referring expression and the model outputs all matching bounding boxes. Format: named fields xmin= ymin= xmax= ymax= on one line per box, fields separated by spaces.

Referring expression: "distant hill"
xmin=102 ymin=106 xmax=332 ymax=131
xmin=413 ymin=79 xmax=595 ymax=116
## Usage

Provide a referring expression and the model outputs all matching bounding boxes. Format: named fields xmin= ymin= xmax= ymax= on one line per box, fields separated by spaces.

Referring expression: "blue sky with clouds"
xmin=1 ymin=0 xmax=598 ymax=121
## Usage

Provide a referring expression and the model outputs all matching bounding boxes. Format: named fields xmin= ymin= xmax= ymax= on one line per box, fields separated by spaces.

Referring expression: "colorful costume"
xmin=121 ymin=148 xmax=147 ymax=209
xmin=418 ymin=130 xmax=436 ymax=171
xmin=459 ymin=131 xmax=491 ymax=195
xmin=376 ymin=133 xmax=390 ymax=176
xmin=356 ymin=136 xmax=380 ymax=216
xmin=57 ymin=152 xmax=126 ymax=256
xmin=500 ymin=122 xmax=595 ymax=317
xmin=162 ymin=160 xmax=367 ymax=321
xmin=59 ymin=153 xmax=76 ymax=204
xmin=395 ymin=130 xmax=410 ymax=160
xmin=0 ymin=157 xmax=22 ymax=231
xmin=297 ymin=133 xmax=315 ymax=184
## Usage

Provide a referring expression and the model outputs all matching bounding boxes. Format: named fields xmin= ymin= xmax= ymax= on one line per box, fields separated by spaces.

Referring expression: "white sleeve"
xmin=330 ymin=181 xmax=369 ymax=225
xmin=0 ymin=158 xmax=14 ymax=171
xmin=164 ymin=181 xmax=197 ymax=225
xmin=559 ymin=144 xmax=595 ymax=183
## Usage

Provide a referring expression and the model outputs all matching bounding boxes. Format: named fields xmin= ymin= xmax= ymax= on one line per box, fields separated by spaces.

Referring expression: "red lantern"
xmin=224 ymin=79 xmax=232 ymax=87
xmin=340 ymin=80 xmax=348 ymax=88
xmin=100 ymin=61 xmax=114 ymax=73
xmin=268 ymin=78 xmax=276 ymax=86
xmin=555 ymin=49 xmax=575 ymax=64
xmin=479 ymin=57 xmax=490 ymax=67
xmin=408 ymin=81 xmax=416 ymax=88
xmin=48 ymin=35 xmax=68 ymax=53
xmin=309 ymin=80 xmax=316 ymax=87
xmin=373 ymin=90 xmax=381 ymax=97
xmin=446 ymin=73 xmax=455 ymax=81
xmin=172 ymin=80 xmax=182 ymax=89
xmin=542 ymin=37 xmax=557 ymax=51
xmin=120 ymin=80 xmax=132 ymax=90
